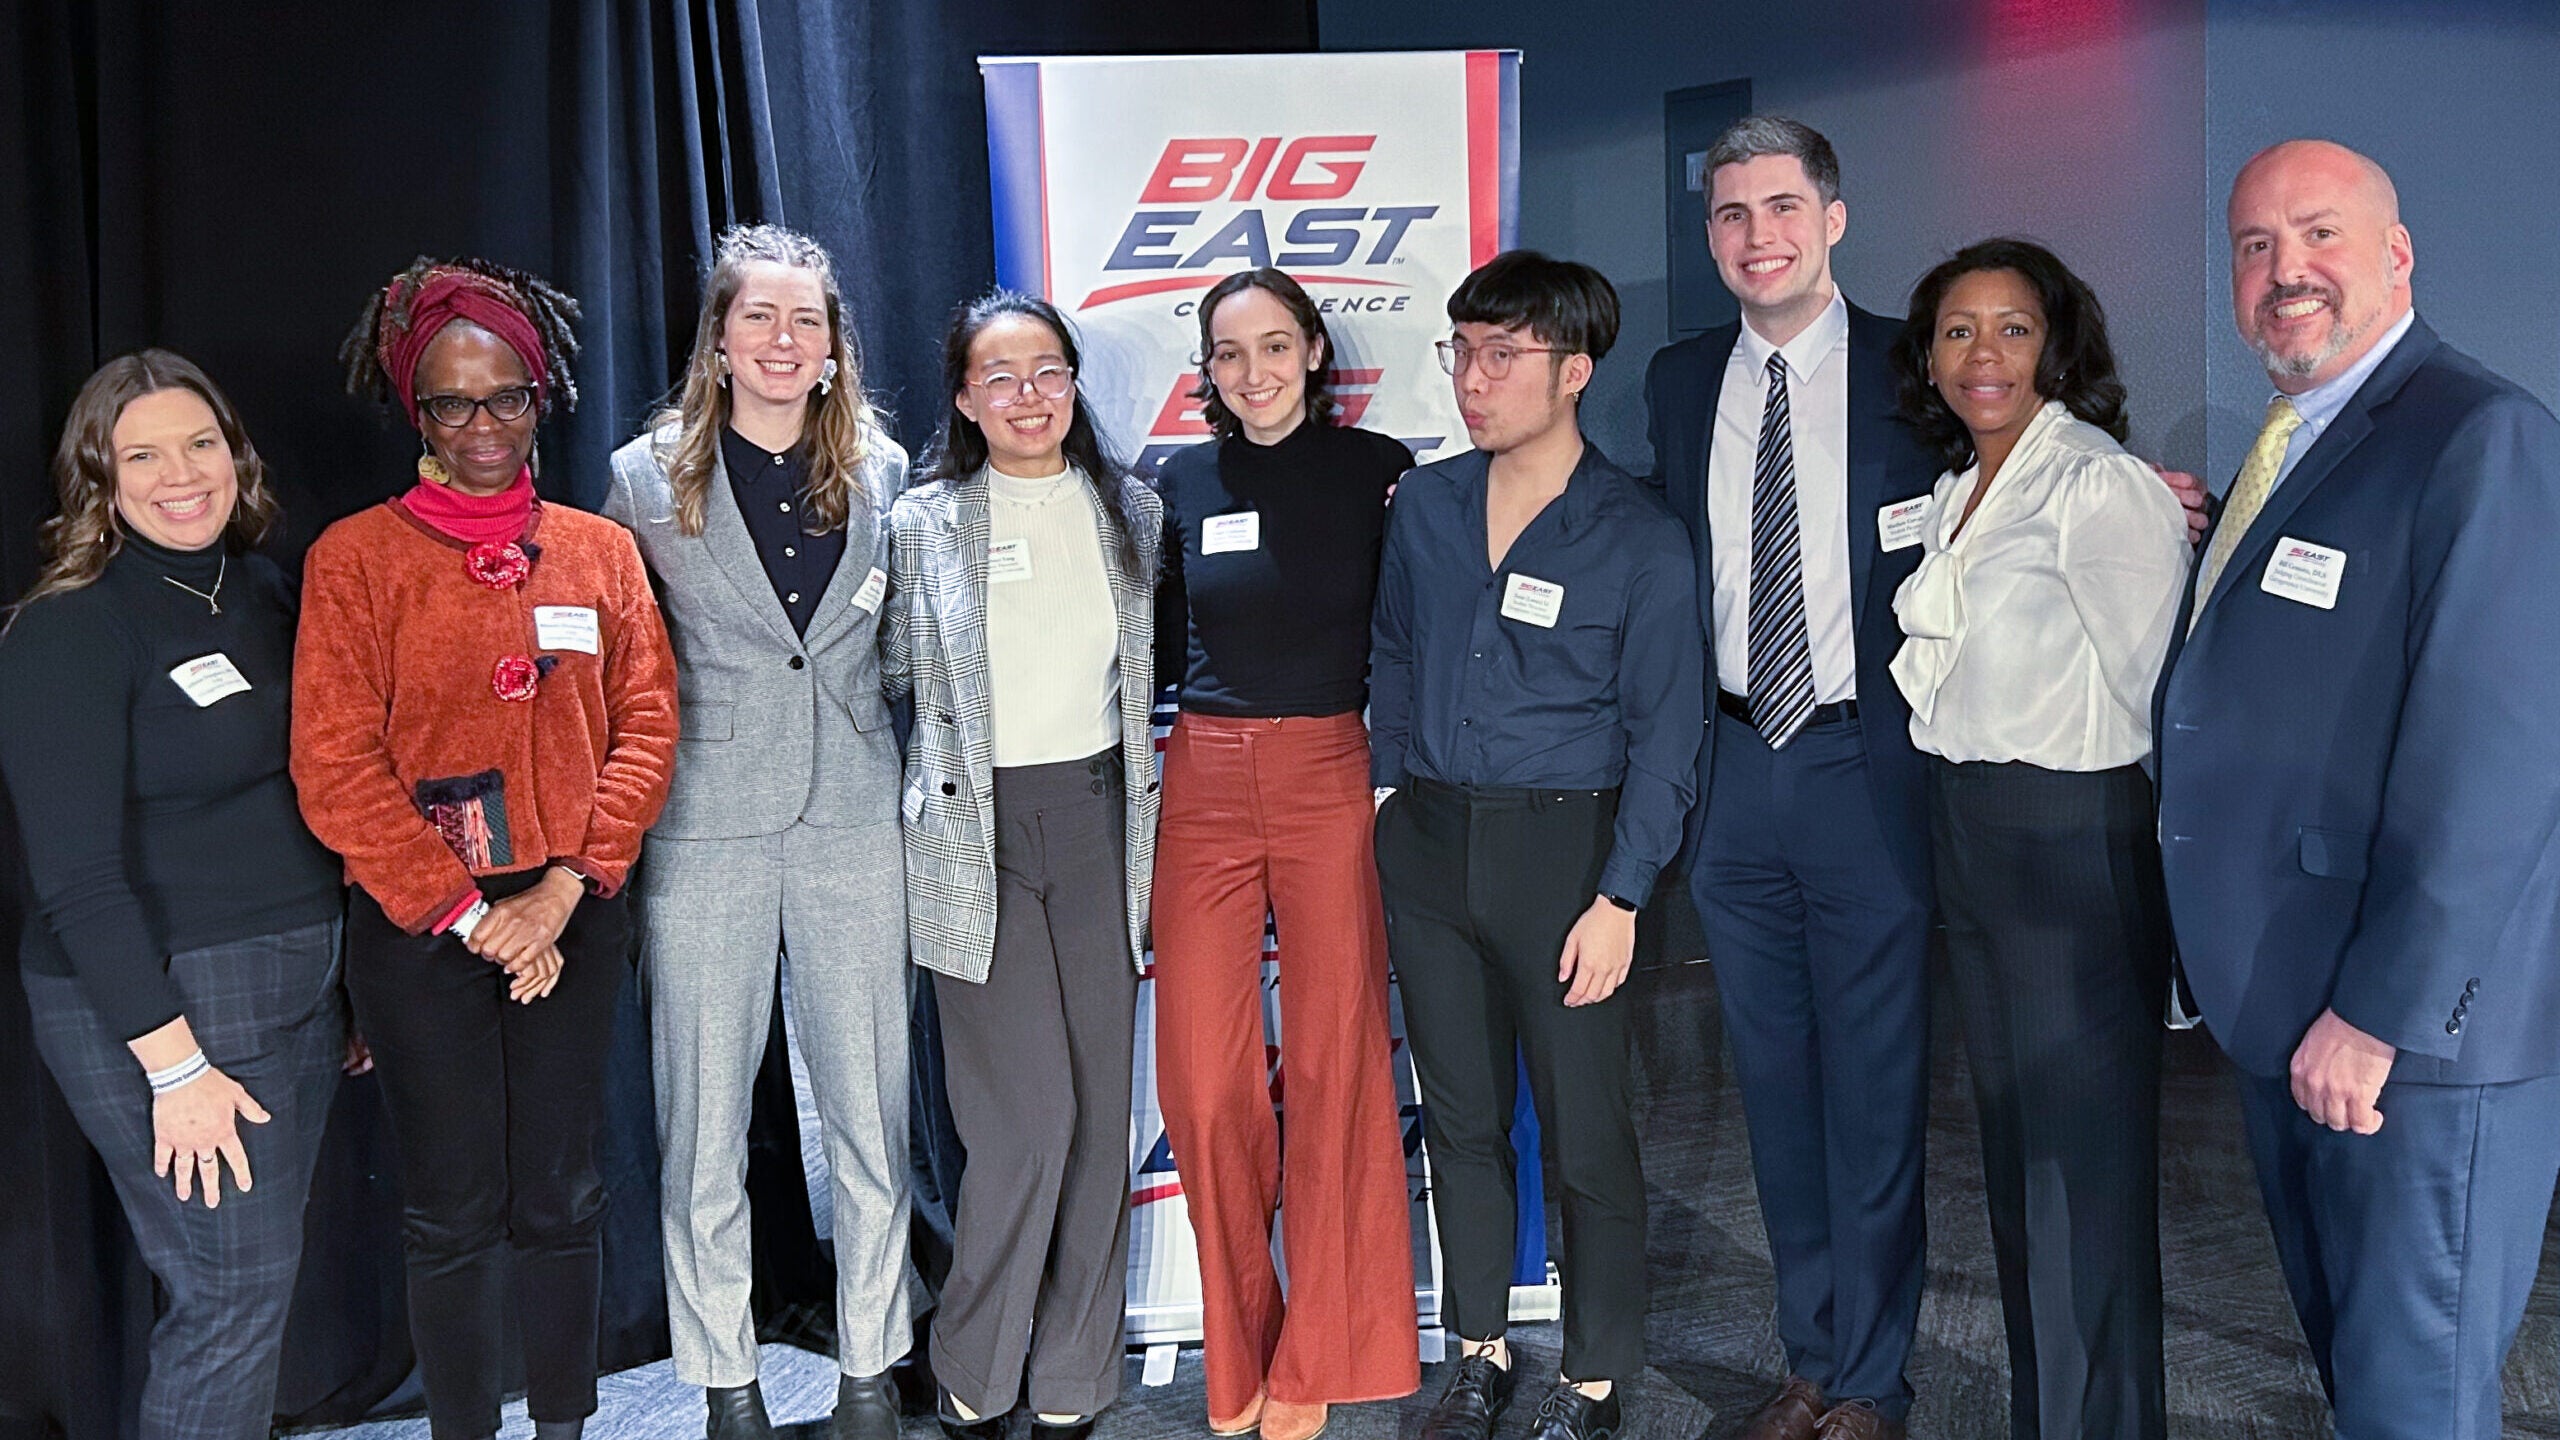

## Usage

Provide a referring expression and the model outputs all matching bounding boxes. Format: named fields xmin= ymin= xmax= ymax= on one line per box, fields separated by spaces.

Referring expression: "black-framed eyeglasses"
xmin=417 ymin=385 xmax=538 ymax=428
xmin=1435 ymin=340 xmax=1561 ymax=380
xmin=967 ymin=366 xmax=1075 ymax=408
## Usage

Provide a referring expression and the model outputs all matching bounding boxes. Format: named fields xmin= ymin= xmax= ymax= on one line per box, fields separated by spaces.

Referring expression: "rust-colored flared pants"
xmin=1152 ymin=711 xmax=1420 ymax=1416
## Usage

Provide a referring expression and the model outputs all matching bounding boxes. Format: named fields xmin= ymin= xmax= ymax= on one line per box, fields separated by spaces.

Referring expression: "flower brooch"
xmin=469 ymin=539 xmax=554 ymax=701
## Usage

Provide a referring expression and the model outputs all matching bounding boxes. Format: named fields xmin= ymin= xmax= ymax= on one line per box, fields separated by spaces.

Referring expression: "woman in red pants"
xmin=1151 ymin=268 xmax=1421 ymax=1440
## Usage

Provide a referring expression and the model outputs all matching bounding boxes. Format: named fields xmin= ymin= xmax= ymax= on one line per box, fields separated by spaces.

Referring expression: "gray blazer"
xmin=604 ymin=421 xmax=909 ymax=840
xmin=881 ymin=469 xmax=1162 ymax=983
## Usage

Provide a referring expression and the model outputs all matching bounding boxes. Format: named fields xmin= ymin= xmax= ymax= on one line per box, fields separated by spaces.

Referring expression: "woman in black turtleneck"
xmin=1150 ymin=269 xmax=1420 ymax=1440
xmin=0 ymin=352 xmax=346 ymax=1440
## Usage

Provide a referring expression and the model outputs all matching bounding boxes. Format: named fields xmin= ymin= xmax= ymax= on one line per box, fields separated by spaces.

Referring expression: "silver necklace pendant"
xmin=160 ymin=553 xmax=227 ymax=615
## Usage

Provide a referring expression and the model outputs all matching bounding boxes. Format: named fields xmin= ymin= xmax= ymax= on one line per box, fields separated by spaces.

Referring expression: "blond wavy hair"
xmin=13 ymin=350 xmax=279 ymax=619
xmin=651 ymin=224 xmax=877 ymax=535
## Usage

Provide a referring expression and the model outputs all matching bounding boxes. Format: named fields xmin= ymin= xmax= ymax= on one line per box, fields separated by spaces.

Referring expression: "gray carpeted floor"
xmin=302 ymin=957 xmax=2560 ymax=1440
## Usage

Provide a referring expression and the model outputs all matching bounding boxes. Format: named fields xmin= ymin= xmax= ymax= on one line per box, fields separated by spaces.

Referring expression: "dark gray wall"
xmin=1321 ymin=0 xmax=2211 ymax=473
xmin=2202 ymin=0 xmax=2560 ymax=481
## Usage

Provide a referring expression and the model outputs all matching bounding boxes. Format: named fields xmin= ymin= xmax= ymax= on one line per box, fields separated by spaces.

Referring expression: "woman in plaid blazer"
xmin=880 ymin=291 xmax=1160 ymax=1440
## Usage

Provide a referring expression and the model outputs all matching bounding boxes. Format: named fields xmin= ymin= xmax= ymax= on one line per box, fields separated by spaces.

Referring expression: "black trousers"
xmin=22 ymin=918 xmax=343 ymax=1440
xmin=1375 ymin=777 xmax=1644 ymax=1383
xmin=345 ymin=871 xmax=628 ymax=1440
xmin=1929 ymin=759 xmax=2167 ymax=1440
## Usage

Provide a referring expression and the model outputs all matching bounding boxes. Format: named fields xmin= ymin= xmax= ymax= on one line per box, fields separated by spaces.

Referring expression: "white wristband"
xmin=448 ymin=897 xmax=492 ymax=942
xmin=145 ymin=1050 xmax=210 ymax=1095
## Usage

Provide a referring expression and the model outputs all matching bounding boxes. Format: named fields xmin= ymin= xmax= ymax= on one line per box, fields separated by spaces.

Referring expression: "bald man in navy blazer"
xmin=2156 ymin=139 xmax=2560 ymax=1440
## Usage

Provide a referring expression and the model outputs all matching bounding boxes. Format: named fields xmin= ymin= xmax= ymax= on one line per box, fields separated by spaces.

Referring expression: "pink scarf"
xmin=400 ymin=466 xmax=534 ymax=545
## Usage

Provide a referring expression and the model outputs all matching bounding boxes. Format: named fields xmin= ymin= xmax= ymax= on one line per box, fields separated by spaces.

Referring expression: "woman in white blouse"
xmin=1887 ymin=239 xmax=2188 ymax=1440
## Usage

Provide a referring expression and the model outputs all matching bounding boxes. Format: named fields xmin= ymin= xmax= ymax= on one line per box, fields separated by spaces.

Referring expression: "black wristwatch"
xmin=1602 ymin=892 xmax=1640 ymax=914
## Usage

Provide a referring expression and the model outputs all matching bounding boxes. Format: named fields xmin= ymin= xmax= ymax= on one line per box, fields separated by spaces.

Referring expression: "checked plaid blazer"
xmin=880 ymin=467 xmax=1163 ymax=984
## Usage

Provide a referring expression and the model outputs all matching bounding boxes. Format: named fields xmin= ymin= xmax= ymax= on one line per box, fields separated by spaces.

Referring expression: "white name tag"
xmin=1202 ymin=511 xmax=1261 ymax=555
xmin=2260 ymin=537 xmax=2346 ymax=610
xmin=1879 ymin=496 xmax=1931 ymax=552
xmin=852 ymin=566 xmax=888 ymax=613
xmin=988 ymin=538 xmax=1034 ymax=583
xmin=534 ymin=605 xmax=600 ymax=654
xmin=168 ymin=653 xmax=251 ymax=707
xmin=1499 ymin=573 xmax=1564 ymax=628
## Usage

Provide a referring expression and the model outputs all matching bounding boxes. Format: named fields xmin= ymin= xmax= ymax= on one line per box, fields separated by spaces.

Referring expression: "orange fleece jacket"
xmin=292 ymin=499 xmax=678 ymax=932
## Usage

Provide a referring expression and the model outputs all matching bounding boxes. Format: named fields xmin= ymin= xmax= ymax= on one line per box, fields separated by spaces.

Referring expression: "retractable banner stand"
xmin=978 ymin=51 xmax=1557 ymax=1365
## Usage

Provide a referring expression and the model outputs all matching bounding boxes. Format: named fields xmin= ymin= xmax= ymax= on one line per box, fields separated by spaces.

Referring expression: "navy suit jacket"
xmin=2155 ymin=317 xmax=2560 ymax=1083
xmin=1642 ymin=302 xmax=1939 ymax=899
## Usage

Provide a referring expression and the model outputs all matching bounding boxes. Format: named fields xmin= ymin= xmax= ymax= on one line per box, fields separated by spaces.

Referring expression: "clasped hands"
xmin=460 ymin=865 xmax=585 ymax=1003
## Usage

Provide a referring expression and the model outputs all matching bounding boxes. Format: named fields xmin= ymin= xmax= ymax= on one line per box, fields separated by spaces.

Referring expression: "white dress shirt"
xmin=985 ymin=463 xmax=1123 ymax=767
xmin=1710 ymin=289 xmax=1857 ymax=702
xmin=1891 ymin=401 xmax=2191 ymax=771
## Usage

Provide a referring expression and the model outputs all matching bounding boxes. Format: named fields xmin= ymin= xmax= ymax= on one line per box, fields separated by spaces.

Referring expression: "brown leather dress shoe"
xmin=1810 ymin=1399 xmax=1904 ymax=1440
xmin=1734 ymin=1376 xmax=1826 ymax=1440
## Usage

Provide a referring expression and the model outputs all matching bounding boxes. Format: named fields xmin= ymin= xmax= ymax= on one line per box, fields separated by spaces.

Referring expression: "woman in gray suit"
xmin=881 ymin=291 xmax=1161 ymax=1440
xmin=603 ymin=224 xmax=911 ymax=1440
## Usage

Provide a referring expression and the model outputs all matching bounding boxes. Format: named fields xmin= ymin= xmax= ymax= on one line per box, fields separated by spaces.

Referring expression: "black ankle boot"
xmin=707 ymin=1381 xmax=776 ymax=1440
xmin=835 ymin=1371 xmax=901 ymax=1440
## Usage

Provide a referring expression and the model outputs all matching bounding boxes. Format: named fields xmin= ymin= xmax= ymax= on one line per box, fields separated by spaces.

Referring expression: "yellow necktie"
xmin=2191 ymin=395 xmax=2306 ymax=633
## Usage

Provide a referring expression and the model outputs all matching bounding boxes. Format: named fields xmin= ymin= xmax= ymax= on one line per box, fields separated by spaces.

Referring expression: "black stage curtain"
xmin=0 ymin=3 xmax=1314 ymax=1435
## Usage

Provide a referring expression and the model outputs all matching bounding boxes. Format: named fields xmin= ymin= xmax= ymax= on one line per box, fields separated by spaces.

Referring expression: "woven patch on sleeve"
xmin=414 ymin=769 xmax=513 ymax=870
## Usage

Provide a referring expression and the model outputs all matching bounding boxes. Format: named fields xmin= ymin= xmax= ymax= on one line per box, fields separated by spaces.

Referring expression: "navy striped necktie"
xmin=1748 ymin=351 xmax=1816 ymax=748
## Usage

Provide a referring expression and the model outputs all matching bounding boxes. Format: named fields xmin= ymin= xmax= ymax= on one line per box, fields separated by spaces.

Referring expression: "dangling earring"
xmin=418 ymin=438 xmax=451 ymax=486
xmin=818 ymin=358 xmax=838 ymax=396
xmin=715 ymin=352 xmax=732 ymax=388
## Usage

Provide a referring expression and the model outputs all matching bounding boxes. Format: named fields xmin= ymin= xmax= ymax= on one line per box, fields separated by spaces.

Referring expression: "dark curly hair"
xmin=1188 ymin=268 xmax=1337 ymax=438
xmin=337 ymin=254 xmax=583 ymax=419
xmin=1892 ymin=237 xmax=2127 ymax=473
xmin=920 ymin=290 xmax=1146 ymax=574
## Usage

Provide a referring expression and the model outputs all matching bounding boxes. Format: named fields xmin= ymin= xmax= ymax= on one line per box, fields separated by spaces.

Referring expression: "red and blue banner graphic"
xmin=980 ymin=50 xmax=1519 ymax=480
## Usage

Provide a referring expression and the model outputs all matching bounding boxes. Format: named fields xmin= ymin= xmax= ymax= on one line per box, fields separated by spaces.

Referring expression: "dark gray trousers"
xmin=23 ymin=918 xmax=344 ymax=1440
xmin=930 ymin=751 xmax=1137 ymax=1418
xmin=1930 ymin=758 xmax=2167 ymax=1440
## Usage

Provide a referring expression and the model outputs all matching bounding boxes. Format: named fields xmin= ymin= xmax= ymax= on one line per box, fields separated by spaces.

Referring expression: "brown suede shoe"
xmin=1734 ymin=1377 xmax=1826 ymax=1440
xmin=1810 ymin=1400 xmax=1904 ymax=1440
xmin=1260 ymin=1399 xmax=1327 ymax=1440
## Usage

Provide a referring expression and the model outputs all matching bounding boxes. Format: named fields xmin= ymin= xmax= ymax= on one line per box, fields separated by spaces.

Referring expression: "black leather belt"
xmin=1717 ymin=689 xmax=1859 ymax=732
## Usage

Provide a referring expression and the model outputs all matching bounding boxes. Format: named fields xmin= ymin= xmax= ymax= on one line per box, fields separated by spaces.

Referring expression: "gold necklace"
xmin=160 ymin=554 xmax=226 ymax=615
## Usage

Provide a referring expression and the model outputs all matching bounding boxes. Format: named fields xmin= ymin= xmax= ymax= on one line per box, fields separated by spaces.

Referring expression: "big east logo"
xmin=1084 ymin=135 xmax=1437 ymax=309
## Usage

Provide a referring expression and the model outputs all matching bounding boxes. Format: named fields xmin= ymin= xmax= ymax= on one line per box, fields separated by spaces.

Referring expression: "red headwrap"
xmin=376 ymin=268 xmax=551 ymax=428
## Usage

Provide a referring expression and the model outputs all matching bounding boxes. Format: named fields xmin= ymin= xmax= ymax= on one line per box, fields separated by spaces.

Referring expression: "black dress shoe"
xmin=1524 ymin=1384 xmax=1619 ymax=1440
xmin=939 ymin=1387 xmax=1009 ymax=1440
xmin=1419 ymin=1353 xmax=1517 ymax=1440
xmin=1028 ymin=1418 xmax=1095 ymax=1440
xmin=835 ymin=1372 xmax=901 ymax=1440
xmin=708 ymin=1383 xmax=775 ymax=1440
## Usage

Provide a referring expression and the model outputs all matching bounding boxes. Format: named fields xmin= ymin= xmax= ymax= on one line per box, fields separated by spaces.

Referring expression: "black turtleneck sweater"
xmin=1155 ymin=419 xmax=1414 ymax=717
xmin=0 ymin=535 xmax=342 ymax=1041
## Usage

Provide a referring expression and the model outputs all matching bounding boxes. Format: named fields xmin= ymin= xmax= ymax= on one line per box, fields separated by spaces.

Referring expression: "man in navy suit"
xmin=2157 ymin=138 xmax=2560 ymax=1440
xmin=1642 ymin=115 xmax=1937 ymax=1440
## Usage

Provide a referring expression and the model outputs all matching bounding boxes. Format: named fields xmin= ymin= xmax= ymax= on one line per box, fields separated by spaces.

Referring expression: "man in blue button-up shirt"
xmin=1372 ymin=251 xmax=1702 ymax=1440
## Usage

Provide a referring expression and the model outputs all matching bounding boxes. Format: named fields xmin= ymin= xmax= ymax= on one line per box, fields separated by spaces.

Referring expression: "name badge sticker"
xmin=1499 ymin=573 xmax=1565 ymax=628
xmin=1879 ymin=496 xmax=1932 ymax=552
xmin=1202 ymin=511 xmax=1261 ymax=555
xmin=2260 ymin=538 xmax=2346 ymax=610
xmin=168 ymin=653 xmax=251 ymax=707
xmin=534 ymin=605 xmax=601 ymax=654
xmin=988 ymin=538 xmax=1035 ymax=583
xmin=852 ymin=566 xmax=888 ymax=613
